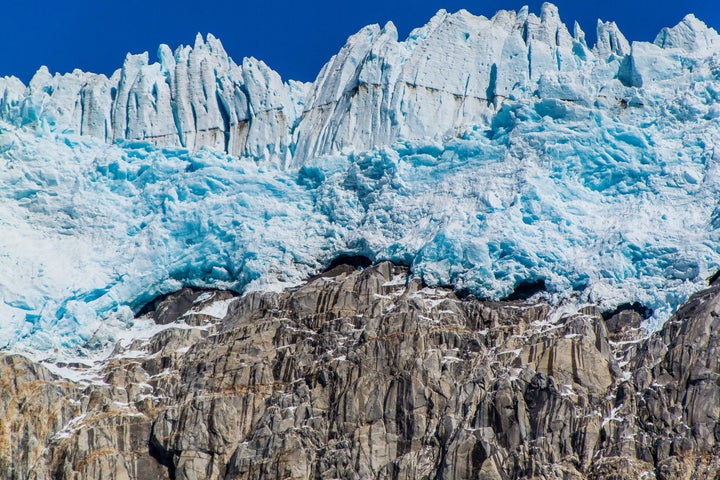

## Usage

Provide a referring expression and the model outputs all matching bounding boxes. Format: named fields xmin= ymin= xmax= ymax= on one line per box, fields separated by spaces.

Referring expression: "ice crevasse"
xmin=1 ymin=3 xmax=720 ymax=355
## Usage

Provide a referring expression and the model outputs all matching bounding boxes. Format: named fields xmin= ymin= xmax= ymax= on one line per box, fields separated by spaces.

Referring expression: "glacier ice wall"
xmin=2 ymin=4 xmax=720 ymax=353
xmin=0 ymin=4 xmax=649 ymax=165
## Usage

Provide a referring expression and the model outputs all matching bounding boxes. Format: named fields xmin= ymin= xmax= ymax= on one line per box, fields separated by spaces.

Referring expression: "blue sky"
xmin=1 ymin=0 xmax=717 ymax=83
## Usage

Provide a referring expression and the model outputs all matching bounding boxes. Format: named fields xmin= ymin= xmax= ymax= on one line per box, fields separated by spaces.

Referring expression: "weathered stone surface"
xmin=0 ymin=356 xmax=80 ymax=480
xmin=144 ymin=288 xmax=237 ymax=326
xmin=3 ymin=262 xmax=720 ymax=479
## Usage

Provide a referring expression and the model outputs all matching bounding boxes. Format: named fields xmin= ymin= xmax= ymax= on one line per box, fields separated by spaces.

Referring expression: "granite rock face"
xmin=3 ymin=263 xmax=720 ymax=479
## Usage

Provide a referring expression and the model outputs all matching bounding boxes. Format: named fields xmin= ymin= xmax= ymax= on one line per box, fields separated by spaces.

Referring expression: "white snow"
xmin=601 ymin=406 xmax=625 ymax=428
xmin=191 ymin=298 xmax=235 ymax=319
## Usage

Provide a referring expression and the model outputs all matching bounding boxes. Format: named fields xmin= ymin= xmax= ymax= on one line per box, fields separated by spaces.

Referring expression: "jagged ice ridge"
xmin=1 ymin=3 xmax=720 ymax=355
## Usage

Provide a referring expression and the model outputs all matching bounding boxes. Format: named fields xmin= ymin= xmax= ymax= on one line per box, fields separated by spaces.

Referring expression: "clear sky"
xmin=1 ymin=0 xmax=717 ymax=84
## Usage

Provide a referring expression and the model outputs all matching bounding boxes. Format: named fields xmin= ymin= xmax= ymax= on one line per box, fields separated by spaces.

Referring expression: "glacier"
xmin=1 ymin=3 xmax=720 ymax=356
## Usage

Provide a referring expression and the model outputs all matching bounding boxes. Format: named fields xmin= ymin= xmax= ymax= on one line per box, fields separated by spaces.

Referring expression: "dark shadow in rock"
xmin=324 ymin=254 xmax=373 ymax=272
xmin=602 ymin=302 xmax=653 ymax=334
xmin=503 ymin=279 xmax=546 ymax=301
xmin=454 ymin=287 xmax=475 ymax=300
xmin=137 ymin=287 xmax=208 ymax=324
xmin=148 ymin=434 xmax=176 ymax=479
xmin=709 ymin=270 xmax=720 ymax=286
xmin=136 ymin=287 xmax=243 ymax=325
xmin=310 ymin=254 xmax=375 ymax=281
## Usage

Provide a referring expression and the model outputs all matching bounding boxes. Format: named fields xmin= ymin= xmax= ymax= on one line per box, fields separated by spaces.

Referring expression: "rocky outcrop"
xmin=0 ymin=356 xmax=80 ymax=479
xmin=3 ymin=262 xmax=720 ymax=479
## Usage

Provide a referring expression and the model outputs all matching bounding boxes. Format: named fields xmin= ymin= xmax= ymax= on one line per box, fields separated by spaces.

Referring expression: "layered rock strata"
xmin=3 ymin=263 xmax=720 ymax=479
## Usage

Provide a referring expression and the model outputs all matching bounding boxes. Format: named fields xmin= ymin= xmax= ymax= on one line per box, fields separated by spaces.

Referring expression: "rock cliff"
xmin=3 ymin=262 xmax=720 ymax=479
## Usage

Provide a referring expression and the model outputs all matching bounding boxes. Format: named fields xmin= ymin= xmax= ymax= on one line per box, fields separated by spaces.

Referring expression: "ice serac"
xmin=292 ymin=4 xmax=596 ymax=163
xmin=594 ymin=20 xmax=631 ymax=59
xmin=4 ymin=5 xmax=720 ymax=167
xmin=80 ymin=73 xmax=115 ymax=140
xmin=1 ymin=35 xmax=304 ymax=166
xmin=654 ymin=14 xmax=720 ymax=53
xmin=2 ymin=4 xmax=619 ymax=164
xmin=0 ymin=76 xmax=26 ymax=118
xmin=20 ymin=67 xmax=89 ymax=130
xmin=618 ymin=14 xmax=720 ymax=89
